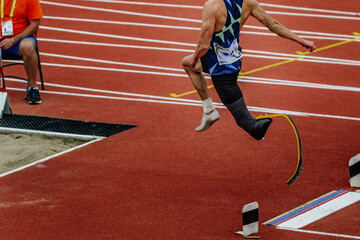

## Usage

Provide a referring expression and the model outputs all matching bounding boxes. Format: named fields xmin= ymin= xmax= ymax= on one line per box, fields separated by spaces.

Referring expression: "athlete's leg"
xmin=182 ymin=55 xmax=209 ymax=101
xmin=212 ymin=72 xmax=272 ymax=140
xmin=182 ymin=54 xmax=220 ymax=132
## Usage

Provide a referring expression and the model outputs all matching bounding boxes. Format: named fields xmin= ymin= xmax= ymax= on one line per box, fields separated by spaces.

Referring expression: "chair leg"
xmin=1 ymin=75 xmax=5 ymax=89
xmin=25 ymin=80 xmax=30 ymax=100
xmin=36 ymin=48 xmax=45 ymax=90
xmin=39 ymin=64 xmax=44 ymax=90
xmin=0 ymin=63 xmax=5 ymax=89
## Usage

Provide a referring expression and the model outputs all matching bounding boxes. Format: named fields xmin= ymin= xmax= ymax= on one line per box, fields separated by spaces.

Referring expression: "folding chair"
xmin=0 ymin=33 xmax=44 ymax=100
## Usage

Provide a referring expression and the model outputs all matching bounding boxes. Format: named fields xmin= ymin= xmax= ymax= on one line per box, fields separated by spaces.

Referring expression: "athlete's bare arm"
xmin=241 ymin=0 xmax=316 ymax=51
xmin=188 ymin=0 xmax=226 ymax=68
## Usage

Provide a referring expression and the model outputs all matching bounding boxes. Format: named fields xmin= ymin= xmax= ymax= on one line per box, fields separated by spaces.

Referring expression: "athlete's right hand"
xmin=188 ymin=54 xmax=198 ymax=68
xmin=302 ymin=40 xmax=316 ymax=52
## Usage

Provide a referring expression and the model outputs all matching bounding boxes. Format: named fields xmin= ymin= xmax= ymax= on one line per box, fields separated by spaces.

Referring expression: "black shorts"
xmin=200 ymin=55 xmax=210 ymax=74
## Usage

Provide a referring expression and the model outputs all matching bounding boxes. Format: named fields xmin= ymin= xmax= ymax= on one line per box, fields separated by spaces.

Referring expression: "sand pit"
xmin=0 ymin=133 xmax=88 ymax=175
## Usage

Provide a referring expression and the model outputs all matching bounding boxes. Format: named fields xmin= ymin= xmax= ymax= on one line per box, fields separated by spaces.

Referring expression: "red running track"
xmin=0 ymin=0 xmax=359 ymax=239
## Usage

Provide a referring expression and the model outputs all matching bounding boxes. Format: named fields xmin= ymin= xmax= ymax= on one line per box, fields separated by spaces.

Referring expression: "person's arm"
xmin=249 ymin=0 xmax=316 ymax=51
xmin=188 ymin=1 xmax=217 ymax=68
xmin=0 ymin=19 xmax=40 ymax=50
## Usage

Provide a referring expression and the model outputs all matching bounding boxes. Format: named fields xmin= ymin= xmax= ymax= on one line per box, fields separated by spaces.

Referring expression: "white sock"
xmin=202 ymin=98 xmax=215 ymax=114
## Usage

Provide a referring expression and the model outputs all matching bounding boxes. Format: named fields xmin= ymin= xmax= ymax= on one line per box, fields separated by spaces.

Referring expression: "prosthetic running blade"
xmin=256 ymin=114 xmax=303 ymax=185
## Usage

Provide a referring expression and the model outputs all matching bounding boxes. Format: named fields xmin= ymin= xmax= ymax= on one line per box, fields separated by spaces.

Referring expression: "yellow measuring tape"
xmin=256 ymin=114 xmax=303 ymax=185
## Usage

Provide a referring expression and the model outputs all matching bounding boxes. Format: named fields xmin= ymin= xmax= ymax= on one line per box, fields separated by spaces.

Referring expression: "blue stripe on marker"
xmin=266 ymin=190 xmax=348 ymax=226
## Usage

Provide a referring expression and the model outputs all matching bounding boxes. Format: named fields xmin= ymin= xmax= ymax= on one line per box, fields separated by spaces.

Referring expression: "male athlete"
xmin=182 ymin=0 xmax=316 ymax=139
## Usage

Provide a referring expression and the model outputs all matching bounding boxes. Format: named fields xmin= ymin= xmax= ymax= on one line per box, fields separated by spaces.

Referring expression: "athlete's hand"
xmin=188 ymin=54 xmax=198 ymax=68
xmin=0 ymin=38 xmax=15 ymax=50
xmin=301 ymin=40 xmax=316 ymax=52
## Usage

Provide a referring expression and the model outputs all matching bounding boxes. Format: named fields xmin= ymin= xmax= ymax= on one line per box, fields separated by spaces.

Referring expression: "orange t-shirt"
xmin=2 ymin=0 xmax=43 ymax=36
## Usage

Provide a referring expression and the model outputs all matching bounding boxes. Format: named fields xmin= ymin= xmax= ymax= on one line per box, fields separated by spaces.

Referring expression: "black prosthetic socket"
xmin=225 ymin=97 xmax=256 ymax=134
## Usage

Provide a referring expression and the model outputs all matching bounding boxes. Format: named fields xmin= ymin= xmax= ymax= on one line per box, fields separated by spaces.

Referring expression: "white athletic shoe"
xmin=195 ymin=109 xmax=220 ymax=132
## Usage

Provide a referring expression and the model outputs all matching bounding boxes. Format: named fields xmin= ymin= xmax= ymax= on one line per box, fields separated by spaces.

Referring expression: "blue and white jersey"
xmin=203 ymin=0 xmax=243 ymax=75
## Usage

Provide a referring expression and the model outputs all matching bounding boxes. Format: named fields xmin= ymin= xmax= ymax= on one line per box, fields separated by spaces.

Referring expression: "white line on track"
xmin=238 ymin=76 xmax=360 ymax=92
xmin=36 ymin=34 xmax=360 ymax=66
xmin=277 ymin=227 xmax=360 ymax=239
xmin=6 ymin=85 xmax=360 ymax=122
xmin=8 ymin=56 xmax=359 ymax=92
xmin=260 ymin=3 xmax=360 ymax=16
xmin=265 ymin=11 xmax=360 ymax=21
xmin=38 ymin=44 xmax=360 ymax=69
xmin=40 ymin=52 xmax=183 ymax=72
xmin=244 ymin=25 xmax=359 ymax=39
xmin=81 ymin=0 xmax=203 ymax=9
xmin=7 ymin=50 xmax=359 ymax=92
xmin=37 ymin=25 xmax=360 ymax=66
xmin=42 ymin=16 xmax=360 ymax=42
xmin=41 ymin=0 xmax=360 ymax=21
xmin=81 ymin=0 xmax=360 ymax=17
xmin=40 ymin=1 xmax=201 ymax=23
xmin=39 ymin=26 xmax=196 ymax=47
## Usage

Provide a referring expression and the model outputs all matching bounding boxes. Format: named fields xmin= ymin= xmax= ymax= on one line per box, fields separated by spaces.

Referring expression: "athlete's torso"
xmin=204 ymin=0 xmax=244 ymax=75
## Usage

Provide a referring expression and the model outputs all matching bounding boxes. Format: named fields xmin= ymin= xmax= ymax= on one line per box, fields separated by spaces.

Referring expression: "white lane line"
xmin=6 ymin=53 xmax=360 ymax=92
xmin=81 ymin=0 xmax=203 ymax=9
xmin=39 ymin=26 xmax=196 ymax=47
xmin=244 ymin=25 xmax=359 ymax=39
xmin=40 ymin=1 xmax=201 ymax=23
xmin=41 ymin=0 xmax=360 ymax=21
xmin=8 ymin=76 xmax=360 ymax=106
xmin=37 ymin=27 xmax=360 ymax=66
xmin=6 ymin=85 xmax=360 ymax=122
xmin=43 ymin=16 xmax=200 ymax=30
xmin=36 ymin=51 xmax=360 ymax=74
xmin=37 ymin=37 xmax=194 ymax=52
xmin=39 ymin=52 xmax=183 ymax=72
xmin=13 ymin=57 xmax=360 ymax=92
xmin=36 ymin=37 xmax=360 ymax=66
xmin=260 ymin=3 xmax=360 ymax=16
xmin=43 ymin=16 xmax=355 ymax=41
xmin=81 ymin=0 xmax=360 ymax=17
xmin=238 ymin=76 xmax=360 ymax=92
xmin=277 ymin=227 xmax=360 ymax=239
xmin=241 ymin=31 xmax=359 ymax=42
xmin=42 ymin=16 xmax=360 ymax=42
xmin=266 ymin=11 xmax=360 ymax=21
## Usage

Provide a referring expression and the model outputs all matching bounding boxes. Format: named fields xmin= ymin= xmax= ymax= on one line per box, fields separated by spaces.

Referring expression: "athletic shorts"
xmin=1 ymin=36 xmax=37 ymax=56
xmin=200 ymin=55 xmax=210 ymax=74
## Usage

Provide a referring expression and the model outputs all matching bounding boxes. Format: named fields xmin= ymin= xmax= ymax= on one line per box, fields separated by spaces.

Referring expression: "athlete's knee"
xmin=182 ymin=55 xmax=202 ymax=73
xmin=182 ymin=56 xmax=190 ymax=69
